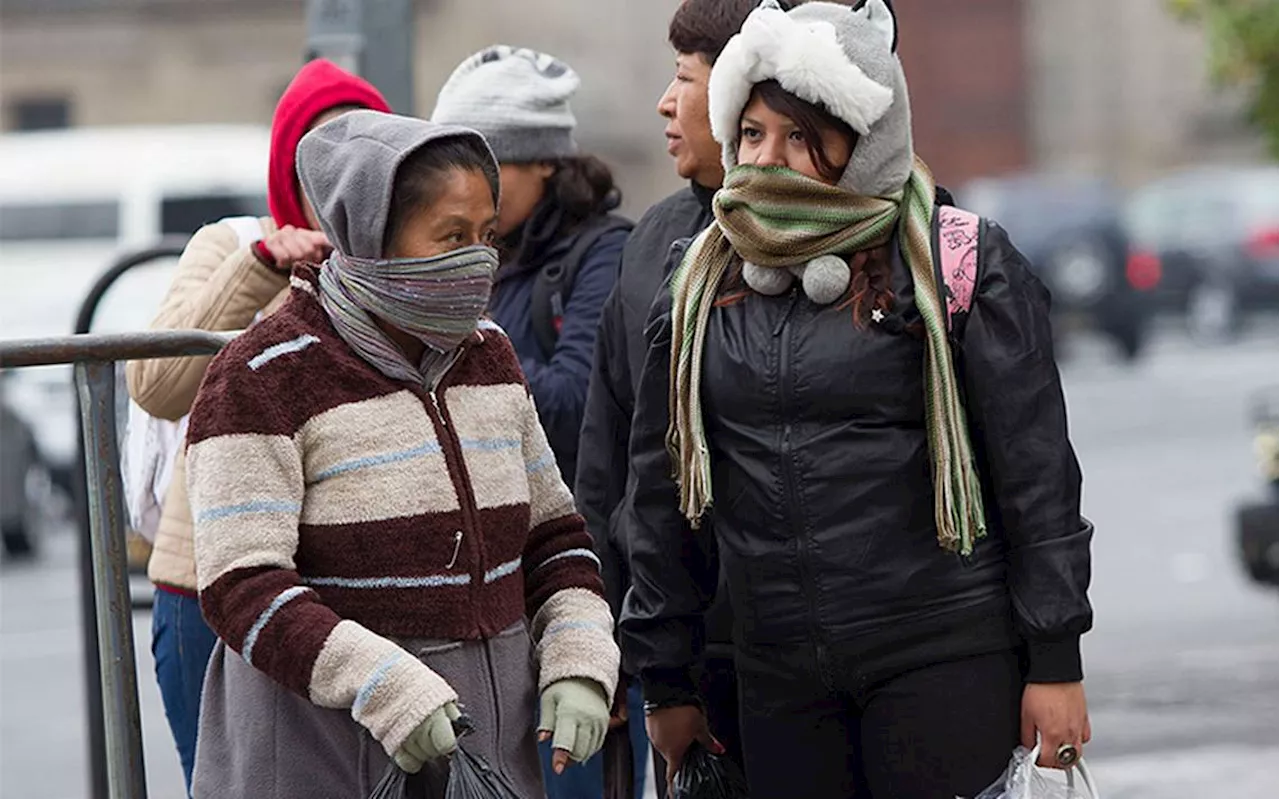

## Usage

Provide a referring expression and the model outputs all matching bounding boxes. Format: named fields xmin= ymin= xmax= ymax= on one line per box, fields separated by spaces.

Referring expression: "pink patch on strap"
xmin=937 ymin=206 xmax=980 ymax=330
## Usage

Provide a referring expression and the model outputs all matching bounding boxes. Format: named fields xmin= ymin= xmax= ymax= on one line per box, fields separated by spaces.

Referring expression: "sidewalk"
xmin=1087 ymin=744 xmax=1278 ymax=798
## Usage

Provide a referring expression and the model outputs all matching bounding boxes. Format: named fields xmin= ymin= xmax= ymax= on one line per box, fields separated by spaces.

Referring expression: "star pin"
xmin=871 ymin=308 xmax=885 ymax=323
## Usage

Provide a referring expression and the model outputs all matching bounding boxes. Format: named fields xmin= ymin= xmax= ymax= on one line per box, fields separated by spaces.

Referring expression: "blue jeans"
xmin=539 ymin=681 xmax=648 ymax=798
xmin=151 ymin=588 xmax=218 ymax=796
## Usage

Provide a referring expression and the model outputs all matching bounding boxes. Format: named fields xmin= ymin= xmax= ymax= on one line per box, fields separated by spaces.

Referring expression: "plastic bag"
xmin=969 ymin=740 xmax=1100 ymax=799
xmin=442 ymin=744 xmax=521 ymax=799
xmin=368 ymin=714 xmax=521 ymax=799
xmin=671 ymin=742 xmax=750 ymax=799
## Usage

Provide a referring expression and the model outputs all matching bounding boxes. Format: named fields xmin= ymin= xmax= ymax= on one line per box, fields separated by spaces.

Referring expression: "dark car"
xmin=1 ymin=374 xmax=43 ymax=558
xmin=1123 ymin=166 xmax=1278 ymax=342
xmin=959 ymin=173 xmax=1156 ymax=360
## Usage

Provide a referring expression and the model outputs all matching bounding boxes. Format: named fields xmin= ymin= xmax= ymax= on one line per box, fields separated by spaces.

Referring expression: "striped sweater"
xmin=186 ymin=265 xmax=618 ymax=754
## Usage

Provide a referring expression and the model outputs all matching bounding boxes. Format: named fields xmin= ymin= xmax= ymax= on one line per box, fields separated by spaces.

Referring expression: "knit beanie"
xmin=430 ymin=46 xmax=579 ymax=163
xmin=707 ymin=0 xmax=912 ymax=196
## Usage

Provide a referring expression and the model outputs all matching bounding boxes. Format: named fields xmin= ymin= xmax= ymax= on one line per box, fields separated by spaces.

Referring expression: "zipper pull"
xmin=429 ymin=390 xmax=448 ymax=427
xmin=445 ymin=530 xmax=463 ymax=569
xmin=773 ymin=288 xmax=801 ymax=337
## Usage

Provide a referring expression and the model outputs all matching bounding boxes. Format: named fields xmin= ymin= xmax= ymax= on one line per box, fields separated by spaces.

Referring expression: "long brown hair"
xmin=718 ymin=81 xmax=895 ymax=328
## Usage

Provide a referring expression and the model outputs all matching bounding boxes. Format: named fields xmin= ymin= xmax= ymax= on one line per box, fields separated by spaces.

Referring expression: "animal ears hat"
xmin=707 ymin=0 xmax=912 ymax=197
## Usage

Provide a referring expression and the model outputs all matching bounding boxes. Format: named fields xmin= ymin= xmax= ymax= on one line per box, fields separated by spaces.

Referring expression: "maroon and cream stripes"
xmin=186 ymin=266 xmax=618 ymax=756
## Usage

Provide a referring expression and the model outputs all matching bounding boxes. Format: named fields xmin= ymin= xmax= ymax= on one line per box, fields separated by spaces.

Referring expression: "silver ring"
xmin=1055 ymin=743 xmax=1080 ymax=767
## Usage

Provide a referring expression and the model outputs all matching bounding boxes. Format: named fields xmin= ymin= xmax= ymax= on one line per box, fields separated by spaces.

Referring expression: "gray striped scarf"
xmin=318 ymin=245 xmax=499 ymax=386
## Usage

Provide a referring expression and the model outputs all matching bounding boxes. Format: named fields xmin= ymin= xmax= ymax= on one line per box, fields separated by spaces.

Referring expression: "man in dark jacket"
xmin=575 ymin=1 xmax=762 ymax=790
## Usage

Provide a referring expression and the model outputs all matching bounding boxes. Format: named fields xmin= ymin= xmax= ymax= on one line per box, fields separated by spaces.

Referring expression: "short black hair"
xmin=383 ymin=135 xmax=499 ymax=254
xmin=668 ymin=1 xmax=866 ymax=63
xmin=667 ymin=0 xmax=762 ymax=63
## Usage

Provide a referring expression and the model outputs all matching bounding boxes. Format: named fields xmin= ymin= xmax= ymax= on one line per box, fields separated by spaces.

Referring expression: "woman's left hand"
xmin=1021 ymin=682 xmax=1091 ymax=769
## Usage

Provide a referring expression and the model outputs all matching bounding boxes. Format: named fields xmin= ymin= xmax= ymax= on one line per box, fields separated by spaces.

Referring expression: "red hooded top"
xmin=268 ymin=59 xmax=391 ymax=231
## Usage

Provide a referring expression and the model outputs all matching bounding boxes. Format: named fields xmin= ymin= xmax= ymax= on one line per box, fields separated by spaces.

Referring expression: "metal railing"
xmin=1 ymin=329 xmax=236 ymax=799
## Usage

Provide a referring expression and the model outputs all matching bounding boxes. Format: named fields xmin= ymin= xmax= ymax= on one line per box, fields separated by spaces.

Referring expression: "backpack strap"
xmin=531 ymin=213 xmax=633 ymax=359
xmin=932 ymin=205 xmax=981 ymax=334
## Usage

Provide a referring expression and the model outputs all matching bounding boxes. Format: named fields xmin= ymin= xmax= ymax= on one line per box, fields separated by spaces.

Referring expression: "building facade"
xmin=0 ymin=0 xmax=1263 ymax=213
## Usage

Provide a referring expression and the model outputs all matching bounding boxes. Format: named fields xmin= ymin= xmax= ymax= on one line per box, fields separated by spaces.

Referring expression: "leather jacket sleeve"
xmin=960 ymin=220 xmax=1094 ymax=683
xmin=618 ymin=253 xmax=719 ymax=706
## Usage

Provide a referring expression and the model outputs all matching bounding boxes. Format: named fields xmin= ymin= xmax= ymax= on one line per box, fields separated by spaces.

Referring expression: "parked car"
xmin=1123 ymin=165 xmax=1279 ymax=342
xmin=959 ymin=173 xmax=1156 ymax=360
xmin=1 ymin=374 xmax=43 ymax=557
xmin=1236 ymin=388 xmax=1278 ymax=586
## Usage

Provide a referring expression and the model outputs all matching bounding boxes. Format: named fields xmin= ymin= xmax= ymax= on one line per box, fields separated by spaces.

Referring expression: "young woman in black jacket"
xmin=620 ymin=3 xmax=1093 ymax=798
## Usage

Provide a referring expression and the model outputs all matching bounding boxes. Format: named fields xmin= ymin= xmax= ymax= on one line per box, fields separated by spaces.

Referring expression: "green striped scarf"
xmin=667 ymin=158 xmax=988 ymax=555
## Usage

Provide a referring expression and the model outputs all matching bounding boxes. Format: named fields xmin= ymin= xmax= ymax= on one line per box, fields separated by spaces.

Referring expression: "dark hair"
xmin=668 ymin=0 xmax=761 ymax=62
xmin=669 ymin=1 xmax=859 ymax=61
xmin=546 ymin=154 xmax=622 ymax=233
xmin=383 ymin=135 xmax=500 ymax=254
xmin=750 ymin=80 xmax=857 ymax=184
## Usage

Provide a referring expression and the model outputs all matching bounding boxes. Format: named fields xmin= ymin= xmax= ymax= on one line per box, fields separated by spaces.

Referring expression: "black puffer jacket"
xmin=620 ymin=215 xmax=1093 ymax=703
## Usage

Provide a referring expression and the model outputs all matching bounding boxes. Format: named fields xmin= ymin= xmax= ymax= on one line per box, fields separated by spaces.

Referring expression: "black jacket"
xmin=575 ymin=183 xmax=732 ymax=649
xmin=620 ymin=216 xmax=1093 ymax=703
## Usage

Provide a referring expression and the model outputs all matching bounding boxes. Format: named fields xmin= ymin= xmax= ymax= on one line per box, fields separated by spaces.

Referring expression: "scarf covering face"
xmin=667 ymin=157 xmax=988 ymax=555
xmin=318 ymin=244 xmax=499 ymax=386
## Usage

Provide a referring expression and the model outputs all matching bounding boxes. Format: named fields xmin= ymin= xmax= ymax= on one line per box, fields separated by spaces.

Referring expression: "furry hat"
xmin=708 ymin=0 xmax=912 ymax=196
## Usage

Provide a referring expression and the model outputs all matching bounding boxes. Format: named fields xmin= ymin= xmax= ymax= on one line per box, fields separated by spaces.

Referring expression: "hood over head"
xmin=268 ymin=59 xmax=392 ymax=230
xmin=708 ymin=0 xmax=912 ymax=196
xmin=296 ymin=109 xmax=497 ymax=260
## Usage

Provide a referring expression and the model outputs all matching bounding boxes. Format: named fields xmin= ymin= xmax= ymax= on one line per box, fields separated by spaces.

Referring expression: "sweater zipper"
xmin=421 ymin=350 xmax=485 ymax=593
xmin=776 ymin=291 xmax=826 ymax=660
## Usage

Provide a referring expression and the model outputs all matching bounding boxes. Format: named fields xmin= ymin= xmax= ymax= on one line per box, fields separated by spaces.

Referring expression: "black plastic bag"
xmin=369 ymin=714 xmax=521 ymax=799
xmin=671 ymin=742 xmax=750 ymax=799
xmin=369 ymin=762 xmax=412 ymax=799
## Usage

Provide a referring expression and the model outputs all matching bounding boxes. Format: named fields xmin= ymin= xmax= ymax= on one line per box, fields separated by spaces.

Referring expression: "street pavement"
xmin=2 ymin=321 xmax=1277 ymax=799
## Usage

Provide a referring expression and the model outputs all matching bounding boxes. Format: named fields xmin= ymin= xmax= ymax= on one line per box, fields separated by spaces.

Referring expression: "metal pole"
xmin=67 ymin=241 xmax=188 ymax=799
xmin=305 ymin=0 xmax=416 ymax=114
xmin=359 ymin=0 xmax=415 ymax=114
xmin=74 ymin=360 xmax=148 ymax=799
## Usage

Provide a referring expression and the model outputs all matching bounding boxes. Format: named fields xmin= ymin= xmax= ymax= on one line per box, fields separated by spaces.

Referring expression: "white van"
xmin=0 ymin=125 xmax=270 ymax=484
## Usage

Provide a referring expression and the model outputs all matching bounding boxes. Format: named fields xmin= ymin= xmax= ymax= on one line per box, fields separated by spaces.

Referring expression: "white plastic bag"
xmin=968 ymin=738 xmax=1100 ymax=799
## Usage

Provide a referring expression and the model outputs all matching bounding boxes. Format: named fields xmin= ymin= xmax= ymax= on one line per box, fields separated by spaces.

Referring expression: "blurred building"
xmin=0 ymin=0 xmax=687 ymax=217
xmin=0 ymin=0 xmax=1265 ymax=213
xmin=1026 ymin=0 xmax=1265 ymax=185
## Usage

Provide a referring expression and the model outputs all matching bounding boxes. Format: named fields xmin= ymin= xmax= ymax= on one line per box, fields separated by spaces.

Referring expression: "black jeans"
xmin=652 ymin=654 xmax=743 ymax=798
xmin=735 ymin=644 xmax=1021 ymax=799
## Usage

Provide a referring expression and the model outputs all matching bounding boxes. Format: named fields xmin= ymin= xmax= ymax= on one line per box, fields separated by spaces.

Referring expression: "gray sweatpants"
xmin=191 ymin=621 xmax=543 ymax=798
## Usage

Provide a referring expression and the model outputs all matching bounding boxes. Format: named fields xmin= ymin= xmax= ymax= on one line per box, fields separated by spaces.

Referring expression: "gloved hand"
xmin=537 ymin=678 xmax=610 ymax=773
xmin=393 ymin=701 xmax=461 ymax=774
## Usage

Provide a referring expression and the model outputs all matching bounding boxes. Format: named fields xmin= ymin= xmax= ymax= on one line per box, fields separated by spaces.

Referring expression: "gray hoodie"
xmin=295 ymin=110 xmax=497 ymax=259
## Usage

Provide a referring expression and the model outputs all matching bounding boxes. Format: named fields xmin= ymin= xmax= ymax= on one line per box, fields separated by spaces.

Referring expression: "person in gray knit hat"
xmin=431 ymin=45 xmax=630 ymax=504
xmin=433 ymin=46 xmax=634 ymax=799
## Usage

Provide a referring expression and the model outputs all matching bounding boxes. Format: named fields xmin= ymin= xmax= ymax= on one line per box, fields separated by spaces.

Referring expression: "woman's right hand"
xmin=392 ymin=701 xmax=461 ymax=774
xmin=261 ymin=225 xmax=332 ymax=268
xmin=646 ymin=704 xmax=723 ymax=790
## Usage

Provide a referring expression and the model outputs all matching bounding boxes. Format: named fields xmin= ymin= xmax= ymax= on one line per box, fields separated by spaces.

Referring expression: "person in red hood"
xmin=124 ymin=58 xmax=389 ymax=796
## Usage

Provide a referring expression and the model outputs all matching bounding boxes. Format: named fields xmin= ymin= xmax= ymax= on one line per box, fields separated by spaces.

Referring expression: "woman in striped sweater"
xmin=185 ymin=110 xmax=618 ymax=797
